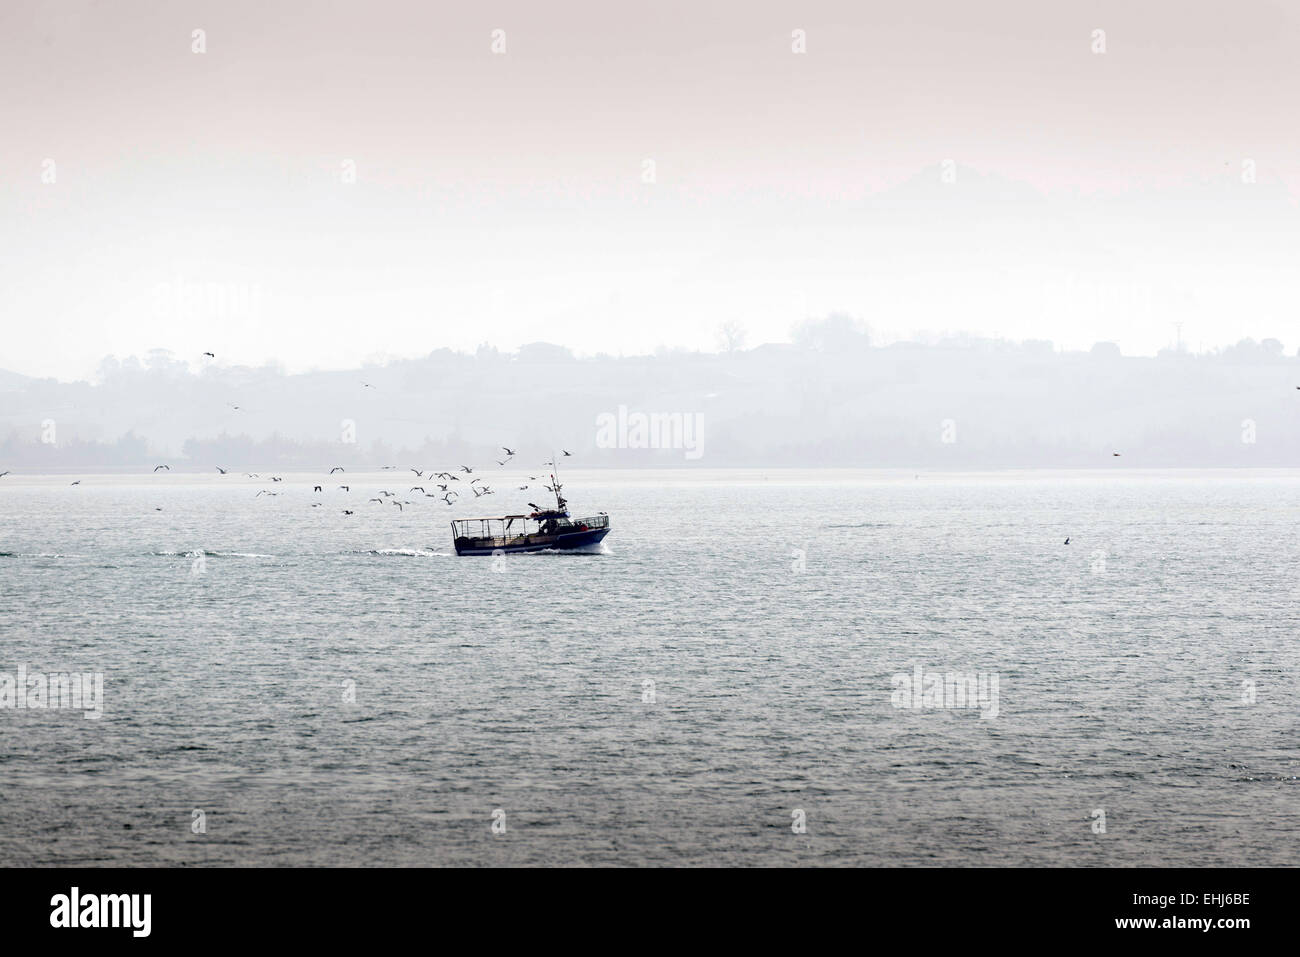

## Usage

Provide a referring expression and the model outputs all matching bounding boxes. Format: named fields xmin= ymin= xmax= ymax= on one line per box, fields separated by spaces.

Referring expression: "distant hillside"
xmin=1 ymin=327 xmax=1298 ymax=470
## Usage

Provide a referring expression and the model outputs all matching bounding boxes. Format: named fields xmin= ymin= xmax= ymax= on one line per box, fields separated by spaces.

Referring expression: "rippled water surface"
xmin=1 ymin=469 xmax=1298 ymax=866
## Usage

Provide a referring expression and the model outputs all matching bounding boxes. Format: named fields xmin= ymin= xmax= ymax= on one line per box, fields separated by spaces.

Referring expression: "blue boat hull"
xmin=453 ymin=525 xmax=610 ymax=556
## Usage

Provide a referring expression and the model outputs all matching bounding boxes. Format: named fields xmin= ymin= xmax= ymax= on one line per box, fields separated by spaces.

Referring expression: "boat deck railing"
xmin=453 ymin=513 xmax=608 ymax=547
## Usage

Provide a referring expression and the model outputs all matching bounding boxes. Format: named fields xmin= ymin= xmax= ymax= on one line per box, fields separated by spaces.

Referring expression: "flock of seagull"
xmin=0 ymin=448 xmax=574 ymax=517
xmin=232 ymin=447 xmax=575 ymax=516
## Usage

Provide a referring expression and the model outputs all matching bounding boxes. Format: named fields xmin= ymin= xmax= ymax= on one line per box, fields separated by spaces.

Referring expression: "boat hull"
xmin=453 ymin=525 xmax=610 ymax=556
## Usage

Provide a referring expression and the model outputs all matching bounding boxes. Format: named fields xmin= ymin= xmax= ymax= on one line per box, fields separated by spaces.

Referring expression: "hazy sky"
xmin=3 ymin=0 xmax=1300 ymax=380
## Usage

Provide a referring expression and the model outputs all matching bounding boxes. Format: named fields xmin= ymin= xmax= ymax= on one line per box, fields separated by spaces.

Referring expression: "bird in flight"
xmin=313 ymin=485 xmax=322 ymax=492
xmin=1064 ymin=537 xmax=1070 ymax=545
xmin=1112 ymin=452 xmax=1121 ymax=457
xmin=203 ymin=352 xmax=215 ymax=358
xmin=153 ymin=465 xmax=170 ymax=472
xmin=502 ymin=447 xmax=516 ymax=456
xmin=459 ymin=466 xmax=473 ymax=473
xmin=411 ymin=468 xmax=423 ymax=477
xmin=342 ymin=509 xmax=354 ymax=515
xmin=0 ymin=471 xmax=10 ymax=478
xmin=215 ymin=466 xmax=228 ymax=474
xmin=562 ymin=450 xmax=572 ymax=456
xmin=411 ymin=486 xmax=425 ymax=493
xmin=338 ymin=485 xmax=350 ymax=492
xmin=330 ymin=467 xmax=345 ymax=474
xmin=255 ymin=490 xmax=279 ymax=497
xmin=70 ymin=480 xmax=81 ymax=485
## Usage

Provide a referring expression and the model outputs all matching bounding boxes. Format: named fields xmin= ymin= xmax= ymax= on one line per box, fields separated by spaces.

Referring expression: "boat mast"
xmin=551 ymin=451 xmax=567 ymax=512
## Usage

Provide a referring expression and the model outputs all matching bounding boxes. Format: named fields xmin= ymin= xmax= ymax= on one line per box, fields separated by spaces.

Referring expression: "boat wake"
xmin=361 ymin=547 xmax=451 ymax=558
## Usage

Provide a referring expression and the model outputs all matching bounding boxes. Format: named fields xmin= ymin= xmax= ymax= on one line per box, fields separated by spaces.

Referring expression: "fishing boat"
xmin=450 ymin=469 xmax=610 ymax=556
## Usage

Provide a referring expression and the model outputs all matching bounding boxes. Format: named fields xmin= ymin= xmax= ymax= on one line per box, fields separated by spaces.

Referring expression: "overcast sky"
xmin=3 ymin=0 xmax=1299 ymax=381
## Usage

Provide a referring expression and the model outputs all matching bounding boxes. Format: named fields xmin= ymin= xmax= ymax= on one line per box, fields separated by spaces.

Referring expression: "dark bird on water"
xmin=342 ymin=510 xmax=354 ymax=515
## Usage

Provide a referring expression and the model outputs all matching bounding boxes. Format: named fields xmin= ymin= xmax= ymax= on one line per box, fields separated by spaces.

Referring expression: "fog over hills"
xmin=2 ymin=318 xmax=1297 ymax=470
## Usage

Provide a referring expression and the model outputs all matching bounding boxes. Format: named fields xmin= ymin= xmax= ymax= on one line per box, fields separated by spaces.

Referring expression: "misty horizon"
xmin=4 ymin=318 xmax=1299 ymax=470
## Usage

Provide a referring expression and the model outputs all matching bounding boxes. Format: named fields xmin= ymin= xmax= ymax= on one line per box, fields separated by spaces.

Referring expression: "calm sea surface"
xmin=1 ymin=469 xmax=1297 ymax=866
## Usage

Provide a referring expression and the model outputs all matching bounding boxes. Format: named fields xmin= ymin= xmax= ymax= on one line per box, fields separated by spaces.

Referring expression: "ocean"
xmin=1 ymin=469 xmax=1297 ymax=866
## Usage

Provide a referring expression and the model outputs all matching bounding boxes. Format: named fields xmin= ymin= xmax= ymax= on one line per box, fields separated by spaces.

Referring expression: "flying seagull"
xmin=215 ymin=466 xmax=228 ymax=474
xmin=459 ymin=466 xmax=473 ymax=473
xmin=502 ymin=447 xmax=516 ymax=456
xmin=330 ymin=467 xmax=345 ymax=474
xmin=153 ymin=465 xmax=170 ymax=472
xmin=562 ymin=450 xmax=572 ymax=456
xmin=70 ymin=480 xmax=81 ymax=485
xmin=1064 ymin=538 xmax=1070 ymax=545
xmin=338 ymin=485 xmax=350 ymax=492
xmin=0 ymin=471 xmax=9 ymax=478
xmin=313 ymin=485 xmax=322 ymax=492
xmin=411 ymin=486 xmax=425 ymax=493
xmin=203 ymin=352 xmax=215 ymax=358
xmin=410 ymin=468 xmax=423 ymax=477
